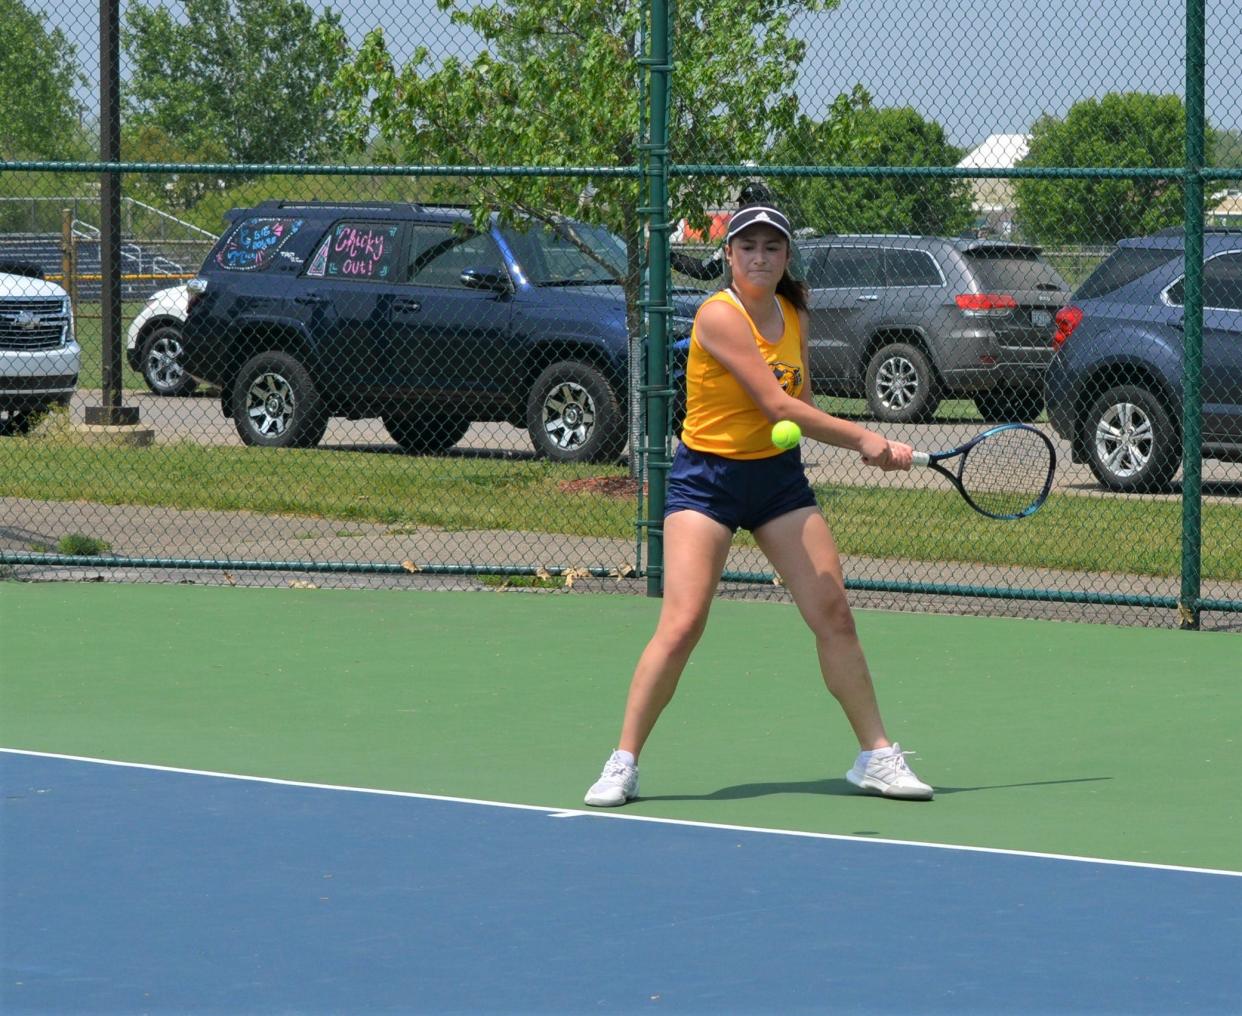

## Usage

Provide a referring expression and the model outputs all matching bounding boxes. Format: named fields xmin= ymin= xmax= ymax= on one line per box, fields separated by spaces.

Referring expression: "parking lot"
xmin=64 ymin=389 xmax=1242 ymax=500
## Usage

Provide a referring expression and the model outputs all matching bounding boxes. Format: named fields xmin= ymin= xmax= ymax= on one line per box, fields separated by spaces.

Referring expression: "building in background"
xmin=1208 ymin=190 xmax=1242 ymax=228
xmin=957 ymin=133 xmax=1030 ymax=238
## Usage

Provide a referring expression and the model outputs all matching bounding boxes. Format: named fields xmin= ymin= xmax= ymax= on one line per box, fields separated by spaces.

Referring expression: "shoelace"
xmin=872 ymin=749 xmax=916 ymax=778
xmin=602 ymin=759 xmax=632 ymax=780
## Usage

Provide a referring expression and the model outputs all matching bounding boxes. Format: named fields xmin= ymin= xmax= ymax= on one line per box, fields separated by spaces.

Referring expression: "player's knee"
xmin=656 ymin=614 xmax=709 ymax=657
xmin=810 ymin=598 xmax=857 ymax=642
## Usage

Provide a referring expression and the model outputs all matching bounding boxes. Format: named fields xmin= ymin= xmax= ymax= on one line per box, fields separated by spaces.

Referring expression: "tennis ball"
xmin=771 ymin=420 xmax=802 ymax=449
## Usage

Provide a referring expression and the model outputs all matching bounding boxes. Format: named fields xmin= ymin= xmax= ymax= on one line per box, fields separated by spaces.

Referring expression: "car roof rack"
xmin=1152 ymin=225 xmax=1242 ymax=237
xmin=242 ymin=199 xmax=474 ymax=215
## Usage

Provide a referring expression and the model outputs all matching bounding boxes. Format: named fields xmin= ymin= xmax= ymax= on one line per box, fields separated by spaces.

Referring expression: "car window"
xmin=885 ymin=249 xmax=942 ymax=287
xmin=304 ymin=221 xmax=400 ymax=281
xmin=408 ymin=227 xmax=505 ymax=288
xmin=1075 ymin=247 xmax=1180 ymax=299
xmin=805 ymin=246 xmax=884 ymax=288
xmin=1166 ymin=251 xmax=1242 ymax=311
xmin=962 ymin=248 xmax=1068 ymax=292
xmin=503 ymin=221 xmax=625 ymax=285
xmin=215 ymin=217 xmax=305 ymax=272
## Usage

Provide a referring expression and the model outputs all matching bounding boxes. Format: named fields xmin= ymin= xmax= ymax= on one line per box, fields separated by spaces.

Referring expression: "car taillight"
xmin=955 ymin=293 xmax=1017 ymax=317
xmin=1052 ymin=306 xmax=1083 ymax=349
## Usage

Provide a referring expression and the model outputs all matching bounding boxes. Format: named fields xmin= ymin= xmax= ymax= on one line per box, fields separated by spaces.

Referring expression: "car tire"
xmin=864 ymin=342 xmax=940 ymax=423
xmin=140 ymin=323 xmax=197 ymax=397
xmin=1083 ymin=385 xmax=1179 ymax=493
xmin=974 ymin=387 xmax=1045 ymax=423
xmin=231 ymin=351 xmax=328 ymax=449
xmin=383 ymin=409 xmax=471 ymax=454
xmin=526 ymin=360 xmax=626 ymax=463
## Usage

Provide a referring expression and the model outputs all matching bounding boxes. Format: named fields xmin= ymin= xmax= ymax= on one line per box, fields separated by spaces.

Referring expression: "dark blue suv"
xmin=1045 ymin=229 xmax=1242 ymax=491
xmin=182 ymin=201 xmax=699 ymax=462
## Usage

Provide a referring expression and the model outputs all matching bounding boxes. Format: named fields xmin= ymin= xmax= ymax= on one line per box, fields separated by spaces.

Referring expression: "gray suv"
xmin=798 ymin=235 xmax=1071 ymax=422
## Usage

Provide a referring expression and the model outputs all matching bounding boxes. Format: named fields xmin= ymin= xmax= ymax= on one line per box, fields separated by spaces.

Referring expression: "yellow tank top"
xmin=680 ymin=290 xmax=805 ymax=459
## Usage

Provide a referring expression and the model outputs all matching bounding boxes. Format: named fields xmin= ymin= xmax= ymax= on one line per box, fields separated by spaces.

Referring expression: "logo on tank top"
xmin=771 ymin=361 xmax=802 ymax=396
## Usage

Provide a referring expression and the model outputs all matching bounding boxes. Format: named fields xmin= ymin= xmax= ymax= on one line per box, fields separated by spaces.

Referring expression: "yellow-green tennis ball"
xmin=771 ymin=420 xmax=802 ymax=449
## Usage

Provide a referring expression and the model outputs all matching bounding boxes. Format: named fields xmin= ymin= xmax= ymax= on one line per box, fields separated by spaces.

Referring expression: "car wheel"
xmin=383 ymin=409 xmax=471 ymax=454
xmin=974 ymin=387 xmax=1044 ymax=423
xmin=140 ymin=324 xmax=197 ymax=397
xmin=864 ymin=342 xmax=940 ymax=423
xmin=526 ymin=360 xmax=626 ymax=463
xmin=0 ymin=408 xmax=35 ymax=437
xmin=1083 ymin=385 xmax=1179 ymax=493
xmin=231 ymin=351 xmax=328 ymax=448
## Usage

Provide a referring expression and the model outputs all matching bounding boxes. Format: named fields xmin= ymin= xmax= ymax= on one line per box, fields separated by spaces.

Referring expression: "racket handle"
xmin=912 ymin=452 xmax=931 ymax=466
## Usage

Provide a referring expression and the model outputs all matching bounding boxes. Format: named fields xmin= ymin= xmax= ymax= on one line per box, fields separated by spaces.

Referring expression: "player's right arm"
xmin=695 ymin=301 xmax=911 ymax=471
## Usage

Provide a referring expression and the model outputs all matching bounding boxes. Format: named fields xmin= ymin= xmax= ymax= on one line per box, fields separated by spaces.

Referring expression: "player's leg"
xmin=617 ymin=509 xmax=733 ymax=757
xmin=753 ymin=506 xmax=933 ymax=799
xmin=584 ymin=509 xmax=732 ymax=807
xmin=752 ymin=506 xmax=888 ymax=748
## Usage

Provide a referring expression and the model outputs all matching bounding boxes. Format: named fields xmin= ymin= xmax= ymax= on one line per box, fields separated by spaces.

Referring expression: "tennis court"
xmin=2 ymin=582 xmax=1240 ymax=1013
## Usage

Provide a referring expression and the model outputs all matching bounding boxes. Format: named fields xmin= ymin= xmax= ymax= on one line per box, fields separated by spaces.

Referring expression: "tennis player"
xmin=586 ymin=203 xmax=933 ymax=806
xmin=669 ymin=181 xmax=788 ymax=281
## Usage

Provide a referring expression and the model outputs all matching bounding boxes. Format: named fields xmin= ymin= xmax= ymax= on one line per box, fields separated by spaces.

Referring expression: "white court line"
xmin=4 ymin=747 xmax=1240 ymax=879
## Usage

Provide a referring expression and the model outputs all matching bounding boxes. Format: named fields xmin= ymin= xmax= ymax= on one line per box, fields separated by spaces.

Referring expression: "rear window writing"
xmin=318 ymin=222 xmax=400 ymax=280
xmin=216 ymin=217 xmax=304 ymax=271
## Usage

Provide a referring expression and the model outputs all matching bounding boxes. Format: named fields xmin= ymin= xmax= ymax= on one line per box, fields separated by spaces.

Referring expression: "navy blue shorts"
xmin=664 ymin=443 xmax=819 ymax=533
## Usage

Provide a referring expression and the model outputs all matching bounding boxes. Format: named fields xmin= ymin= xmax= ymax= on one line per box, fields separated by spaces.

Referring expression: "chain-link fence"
xmin=1 ymin=0 xmax=1239 ymax=629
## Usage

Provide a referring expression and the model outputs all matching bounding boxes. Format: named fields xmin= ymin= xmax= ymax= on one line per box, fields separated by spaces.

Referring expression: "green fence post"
xmin=1180 ymin=0 xmax=1206 ymax=630
xmin=642 ymin=0 xmax=671 ymax=597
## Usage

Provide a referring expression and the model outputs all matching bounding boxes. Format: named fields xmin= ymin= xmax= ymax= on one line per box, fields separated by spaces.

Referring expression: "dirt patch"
xmin=557 ymin=476 xmax=645 ymax=499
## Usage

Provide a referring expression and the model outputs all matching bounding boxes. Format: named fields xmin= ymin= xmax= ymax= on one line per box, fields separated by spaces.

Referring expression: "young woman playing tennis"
xmin=585 ymin=204 xmax=933 ymax=806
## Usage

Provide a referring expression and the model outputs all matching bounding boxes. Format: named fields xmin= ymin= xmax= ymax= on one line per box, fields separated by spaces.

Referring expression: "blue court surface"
xmin=2 ymin=750 xmax=1239 ymax=1014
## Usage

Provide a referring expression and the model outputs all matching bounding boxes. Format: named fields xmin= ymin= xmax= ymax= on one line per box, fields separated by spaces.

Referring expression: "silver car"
xmin=798 ymin=235 xmax=1071 ymax=423
xmin=0 ymin=266 xmax=80 ymax=435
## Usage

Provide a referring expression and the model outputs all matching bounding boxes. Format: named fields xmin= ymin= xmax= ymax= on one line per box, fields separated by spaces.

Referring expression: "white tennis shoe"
xmin=584 ymin=750 xmax=639 ymax=807
xmin=846 ymin=743 xmax=933 ymax=800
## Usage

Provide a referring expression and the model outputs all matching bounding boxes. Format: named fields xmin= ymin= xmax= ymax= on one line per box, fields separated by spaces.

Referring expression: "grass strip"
xmin=2 ymin=440 xmax=1239 ymax=580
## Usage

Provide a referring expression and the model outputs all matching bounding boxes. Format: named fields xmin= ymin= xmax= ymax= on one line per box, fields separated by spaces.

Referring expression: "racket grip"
xmin=912 ymin=452 xmax=931 ymax=466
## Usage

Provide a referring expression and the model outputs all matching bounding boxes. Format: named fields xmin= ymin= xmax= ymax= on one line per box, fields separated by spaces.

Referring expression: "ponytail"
xmin=776 ymin=272 xmax=808 ymax=313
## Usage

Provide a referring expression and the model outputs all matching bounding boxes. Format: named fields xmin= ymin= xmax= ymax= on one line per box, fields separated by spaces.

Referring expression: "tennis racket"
xmin=912 ymin=423 xmax=1056 ymax=520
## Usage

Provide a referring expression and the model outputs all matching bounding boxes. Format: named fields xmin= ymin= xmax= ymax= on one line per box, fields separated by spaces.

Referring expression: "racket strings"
xmin=958 ymin=428 xmax=1053 ymax=517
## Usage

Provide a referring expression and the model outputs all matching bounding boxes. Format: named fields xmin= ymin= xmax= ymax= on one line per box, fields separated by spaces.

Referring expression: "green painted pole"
xmin=1180 ymin=0 xmax=1205 ymax=630
xmin=643 ymin=0 xmax=671 ymax=597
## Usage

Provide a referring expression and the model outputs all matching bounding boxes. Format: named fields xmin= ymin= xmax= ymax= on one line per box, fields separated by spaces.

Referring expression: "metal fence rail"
xmin=1 ymin=0 xmax=1239 ymax=629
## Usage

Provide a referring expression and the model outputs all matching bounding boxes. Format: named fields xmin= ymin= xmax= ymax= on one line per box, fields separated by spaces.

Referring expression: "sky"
xmin=42 ymin=0 xmax=1242 ymax=151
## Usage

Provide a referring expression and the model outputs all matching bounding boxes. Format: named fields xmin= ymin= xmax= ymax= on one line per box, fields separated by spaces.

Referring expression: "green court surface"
xmin=2 ymin=582 xmax=1238 ymax=872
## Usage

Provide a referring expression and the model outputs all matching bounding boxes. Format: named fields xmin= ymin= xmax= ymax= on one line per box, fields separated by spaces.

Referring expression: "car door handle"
xmin=857 ymin=294 xmax=880 ymax=302
xmin=393 ymin=299 xmax=422 ymax=312
xmin=294 ymin=294 xmax=327 ymax=306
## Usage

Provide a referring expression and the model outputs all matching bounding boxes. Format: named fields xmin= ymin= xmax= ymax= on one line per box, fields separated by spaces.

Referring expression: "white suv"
xmin=126 ymin=283 xmax=193 ymax=396
xmin=0 ymin=265 xmax=80 ymax=435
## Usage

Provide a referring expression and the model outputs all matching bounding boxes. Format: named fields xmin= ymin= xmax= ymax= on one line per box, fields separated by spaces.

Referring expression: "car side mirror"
xmin=460 ymin=268 xmax=508 ymax=292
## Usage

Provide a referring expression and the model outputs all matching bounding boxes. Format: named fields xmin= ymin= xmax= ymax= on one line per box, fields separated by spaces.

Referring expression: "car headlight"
xmin=62 ymin=296 xmax=75 ymax=343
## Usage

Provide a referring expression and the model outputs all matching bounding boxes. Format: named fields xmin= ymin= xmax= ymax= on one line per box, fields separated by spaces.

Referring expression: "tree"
xmin=1013 ymin=92 xmax=1216 ymax=245
xmin=330 ymin=0 xmax=842 ymax=338
xmin=1211 ymin=129 xmax=1242 ymax=169
xmin=123 ymin=0 xmax=350 ymax=167
xmin=0 ymin=0 xmax=87 ymax=160
xmin=774 ymin=95 xmax=973 ymax=236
